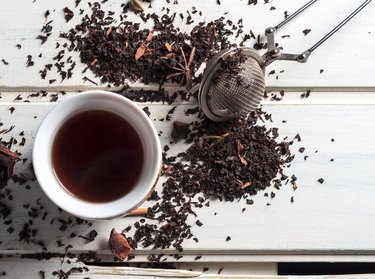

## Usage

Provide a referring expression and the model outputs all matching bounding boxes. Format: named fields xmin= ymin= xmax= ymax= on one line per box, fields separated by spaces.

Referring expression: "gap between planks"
xmin=3 ymin=250 xmax=375 ymax=263
xmin=1 ymin=91 xmax=375 ymax=105
xmin=2 ymin=85 xmax=375 ymax=93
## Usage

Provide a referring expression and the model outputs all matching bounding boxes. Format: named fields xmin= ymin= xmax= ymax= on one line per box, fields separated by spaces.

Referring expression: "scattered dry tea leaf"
xmin=63 ymin=7 xmax=74 ymax=22
xmin=302 ymin=28 xmax=311 ymax=35
xmin=171 ymin=121 xmax=190 ymax=143
xmin=109 ymin=229 xmax=132 ymax=261
xmin=79 ymin=229 xmax=98 ymax=243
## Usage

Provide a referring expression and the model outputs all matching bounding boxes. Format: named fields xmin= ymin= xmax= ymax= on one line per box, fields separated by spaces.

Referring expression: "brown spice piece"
xmin=126 ymin=207 xmax=148 ymax=216
xmin=241 ymin=181 xmax=253 ymax=190
xmin=109 ymin=229 xmax=132 ymax=261
xmin=129 ymin=0 xmax=144 ymax=12
xmin=236 ymin=140 xmax=248 ymax=166
xmin=0 ymin=144 xmax=17 ymax=189
xmin=165 ymin=42 xmax=174 ymax=52
xmin=135 ymin=30 xmax=154 ymax=61
xmin=165 ymin=164 xmax=173 ymax=175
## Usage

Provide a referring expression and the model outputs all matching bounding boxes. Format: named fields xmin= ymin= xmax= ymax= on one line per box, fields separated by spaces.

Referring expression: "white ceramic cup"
xmin=33 ymin=90 xmax=161 ymax=220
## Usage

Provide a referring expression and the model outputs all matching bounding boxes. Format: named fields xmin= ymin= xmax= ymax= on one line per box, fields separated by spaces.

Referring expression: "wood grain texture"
xmin=0 ymin=258 xmax=278 ymax=278
xmin=0 ymin=0 xmax=374 ymax=89
xmin=1 ymin=258 xmax=375 ymax=278
xmin=1 ymin=94 xmax=375 ymax=262
xmin=1 ymin=0 xmax=375 ymax=269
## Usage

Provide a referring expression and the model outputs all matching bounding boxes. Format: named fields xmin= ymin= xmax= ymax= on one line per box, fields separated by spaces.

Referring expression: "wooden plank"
xmin=1 ymin=258 xmax=375 ymax=278
xmin=0 ymin=257 xmax=277 ymax=278
xmin=1 ymin=95 xmax=375 ymax=262
xmin=0 ymin=0 xmax=375 ymax=89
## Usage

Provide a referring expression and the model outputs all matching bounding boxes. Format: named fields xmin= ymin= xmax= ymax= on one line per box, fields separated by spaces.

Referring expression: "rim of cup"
xmin=33 ymin=90 xmax=161 ymax=220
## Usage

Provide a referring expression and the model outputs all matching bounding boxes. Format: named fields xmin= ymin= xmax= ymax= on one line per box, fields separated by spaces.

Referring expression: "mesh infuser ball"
xmin=198 ymin=0 xmax=372 ymax=121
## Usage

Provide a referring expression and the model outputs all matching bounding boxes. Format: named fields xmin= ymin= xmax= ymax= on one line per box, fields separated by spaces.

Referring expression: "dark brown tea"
xmin=52 ymin=110 xmax=144 ymax=203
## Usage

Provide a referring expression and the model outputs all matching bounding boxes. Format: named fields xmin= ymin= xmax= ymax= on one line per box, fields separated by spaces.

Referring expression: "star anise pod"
xmin=166 ymin=47 xmax=196 ymax=91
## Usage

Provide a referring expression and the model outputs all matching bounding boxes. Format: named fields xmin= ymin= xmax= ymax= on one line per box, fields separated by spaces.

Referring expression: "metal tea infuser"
xmin=199 ymin=0 xmax=372 ymax=121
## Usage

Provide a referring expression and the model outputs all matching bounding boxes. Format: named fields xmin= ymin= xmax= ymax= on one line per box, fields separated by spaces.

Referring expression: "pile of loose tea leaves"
xmin=120 ymin=108 xmax=296 ymax=257
xmin=44 ymin=2 xmax=245 ymax=88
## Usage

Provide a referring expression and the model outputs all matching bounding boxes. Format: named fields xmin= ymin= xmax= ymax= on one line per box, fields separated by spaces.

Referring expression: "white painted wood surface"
xmin=1 ymin=92 xmax=375 ymax=263
xmin=0 ymin=0 xmax=375 ymax=90
xmin=1 ymin=258 xmax=375 ymax=279
xmin=1 ymin=0 xmax=375 ymax=277
xmin=0 ymin=257 xmax=277 ymax=278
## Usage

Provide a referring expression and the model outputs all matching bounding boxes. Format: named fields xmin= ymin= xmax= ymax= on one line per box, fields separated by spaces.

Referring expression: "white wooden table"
xmin=1 ymin=0 xmax=375 ymax=278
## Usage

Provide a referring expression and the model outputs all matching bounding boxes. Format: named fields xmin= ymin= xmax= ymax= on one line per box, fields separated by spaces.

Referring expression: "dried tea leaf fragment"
xmin=79 ymin=229 xmax=98 ymax=243
xmin=109 ymin=229 xmax=132 ymax=261
xmin=236 ymin=140 xmax=248 ymax=166
xmin=63 ymin=7 xmax=74 ymax=22
xmin=303 ymin=28 xmax=311 ymax=35
xmin=171 ymin=121 xmax=190 ymax=143
xmin=105 ymin=27 xmax=112 ymax=37
xmin=165 ymin=42 xmax=174 ymax=52
xmin=241 ymin=181 xmax=253 ymax=190
xmin=0 ymin=144 xmax=17 ymax=189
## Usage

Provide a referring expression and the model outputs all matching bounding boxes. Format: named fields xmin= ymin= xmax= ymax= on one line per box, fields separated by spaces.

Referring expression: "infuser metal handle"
xmin=263 ymin=27 xmax=312 ymax=66
xmin=275 ymin=0 xmax=319 ymax=30
xmin=263 ymin=0 xmax=373 ymax=66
